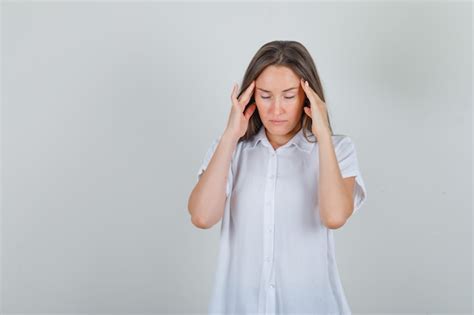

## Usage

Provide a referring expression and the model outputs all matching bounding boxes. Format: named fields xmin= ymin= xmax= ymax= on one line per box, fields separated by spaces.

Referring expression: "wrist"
xmin=222 ymin=129 xmax=240 ymax=145
xmin=314 ymin=128 xmax=332 ymax=141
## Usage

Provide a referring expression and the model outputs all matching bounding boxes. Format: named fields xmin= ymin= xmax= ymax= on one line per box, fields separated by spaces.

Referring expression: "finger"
xmin=303 ymin=79 xmax=323 ymax=103
xmin=238 ymin=80 xmax=256 ymax=109
xmin=241 ymin=80 xmax=255 ymax=99
xmin=231 ymin=83 xmax=240 ymax=107
xmin=300 ymin=78 xmax=307 ymax=92
xmin=301 ymin=79 xmax=320 ymax=106
xmin=300 ymin=79 xmax=311 ymax=99
xmin=300 ymin=79 xmax=314 ymax=105
xmin=244 ymin=103 xmax=257 ymax=120
xmin=300 ymin=78 xmax=313 ymax=96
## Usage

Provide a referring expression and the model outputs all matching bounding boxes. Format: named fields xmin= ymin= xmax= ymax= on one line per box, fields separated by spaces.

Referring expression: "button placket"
xmin=266 ymin=254 xmax=277 ymax=313
xmin=263 ymin=149 xmax=277 ymax=314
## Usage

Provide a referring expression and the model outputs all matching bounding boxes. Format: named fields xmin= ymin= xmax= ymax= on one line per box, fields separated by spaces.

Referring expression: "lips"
xmin=270 ymin=120 xmax=287 ymax=125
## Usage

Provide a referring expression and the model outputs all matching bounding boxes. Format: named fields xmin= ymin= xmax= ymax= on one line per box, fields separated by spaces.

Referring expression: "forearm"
xmin=188 ymin=130 xmax=238 ymax=228
xmin=317 ymin=132 xmax=353 ymax=228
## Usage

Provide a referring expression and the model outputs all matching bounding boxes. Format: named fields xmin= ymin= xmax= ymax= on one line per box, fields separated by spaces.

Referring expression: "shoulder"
xmin=331 ymin=134 xmax=354 ymax=148
xmin=206 ymin=135 xmax=248 ymax=160
xmin=239 ymin=138 xmax=256 ymax=151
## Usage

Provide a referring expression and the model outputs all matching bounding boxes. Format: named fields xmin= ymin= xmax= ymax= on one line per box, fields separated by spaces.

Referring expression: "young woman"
xmin=188 ymin=40 xmax=367 ymax=314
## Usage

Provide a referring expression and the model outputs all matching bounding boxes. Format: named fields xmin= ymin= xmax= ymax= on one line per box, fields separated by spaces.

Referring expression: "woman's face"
xmin=254 ymin=65 xmax=306 ymax=136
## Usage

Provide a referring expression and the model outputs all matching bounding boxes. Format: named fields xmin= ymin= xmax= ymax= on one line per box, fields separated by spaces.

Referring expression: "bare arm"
xmin=318 ymin=132 xmax=355 ymax=229
xmin=188 ymin=80 xmax=257 ymax=229
xmin=187 ymin=131 xmax=239 ymax=229
xmin=298 ymin=78 xmax=355 ymax=229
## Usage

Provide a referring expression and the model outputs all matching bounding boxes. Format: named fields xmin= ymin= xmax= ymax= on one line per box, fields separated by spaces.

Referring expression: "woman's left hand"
xmin=300 ymin=78 xmax=331 ymax=139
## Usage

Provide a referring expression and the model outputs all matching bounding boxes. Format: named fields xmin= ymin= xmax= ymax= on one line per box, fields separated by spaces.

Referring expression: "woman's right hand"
xmin=224 ymin=80 xmax=257 ymax=140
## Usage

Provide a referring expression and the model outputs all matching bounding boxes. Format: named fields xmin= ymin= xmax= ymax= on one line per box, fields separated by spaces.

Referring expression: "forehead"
xmin=256 ymin=65 xmax=299 ymax=91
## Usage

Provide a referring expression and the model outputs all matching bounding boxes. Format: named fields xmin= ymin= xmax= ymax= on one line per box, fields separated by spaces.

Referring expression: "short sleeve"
xmin=196 ymin=136 xmax=233 ymax=197
xmin=334 ymin=136 xmax=367 ymax=214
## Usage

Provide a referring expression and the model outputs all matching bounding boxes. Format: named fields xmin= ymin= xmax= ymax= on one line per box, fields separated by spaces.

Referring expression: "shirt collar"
xmin=249 ymin=125 xmax=314 ymax=153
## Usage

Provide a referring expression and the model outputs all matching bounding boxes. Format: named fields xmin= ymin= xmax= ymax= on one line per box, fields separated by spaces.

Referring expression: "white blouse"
xmin=196 ymin=125 xmax=367 ymax=314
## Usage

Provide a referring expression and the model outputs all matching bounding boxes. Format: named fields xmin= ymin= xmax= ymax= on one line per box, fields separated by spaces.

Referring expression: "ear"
xmin=303 ymin=106 xmax=312 ymax=118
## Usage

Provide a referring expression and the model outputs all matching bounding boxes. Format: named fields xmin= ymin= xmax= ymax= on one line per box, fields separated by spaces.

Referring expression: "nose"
xmin=273 ymin=100 xmax=283 ymax=115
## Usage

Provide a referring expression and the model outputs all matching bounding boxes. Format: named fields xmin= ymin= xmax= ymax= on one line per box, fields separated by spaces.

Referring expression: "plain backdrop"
xmin=1 ymin=1 xmax=472 ymax=314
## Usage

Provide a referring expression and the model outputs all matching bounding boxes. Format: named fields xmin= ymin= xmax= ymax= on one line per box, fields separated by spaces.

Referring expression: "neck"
xmin=265 ymin=121 xmax=302 ymax=150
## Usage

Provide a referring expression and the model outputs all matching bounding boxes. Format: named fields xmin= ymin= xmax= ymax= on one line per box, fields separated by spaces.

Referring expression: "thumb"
xmin=244 ymin=103 xmax=257 ymax=120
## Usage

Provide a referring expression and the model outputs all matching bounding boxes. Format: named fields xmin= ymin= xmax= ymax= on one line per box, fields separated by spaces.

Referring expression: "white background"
xmin=1 ymin=1 xmax=472 ymax=314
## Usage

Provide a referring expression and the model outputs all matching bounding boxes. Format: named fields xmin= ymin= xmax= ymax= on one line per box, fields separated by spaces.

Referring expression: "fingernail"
xmin=305 ymin=81 xmax=309 ymax=86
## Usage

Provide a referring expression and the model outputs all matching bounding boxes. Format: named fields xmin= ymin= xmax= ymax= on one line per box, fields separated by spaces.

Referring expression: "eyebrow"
xmin=257 ymin=87 xmax=298 ymax=93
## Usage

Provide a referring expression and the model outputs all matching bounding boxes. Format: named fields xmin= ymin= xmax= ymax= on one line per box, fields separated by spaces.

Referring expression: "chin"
xmin=266 ymin=123 xmax=292 ymax=134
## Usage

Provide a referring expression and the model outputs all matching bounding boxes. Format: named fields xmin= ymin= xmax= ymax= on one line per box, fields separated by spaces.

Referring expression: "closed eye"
xmin=261 ymin=96 xmax=295 ymax=99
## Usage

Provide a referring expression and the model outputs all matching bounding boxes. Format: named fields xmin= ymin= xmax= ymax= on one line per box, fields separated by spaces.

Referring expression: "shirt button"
xmin=270 ymin=283 xmax=275 ymax=288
